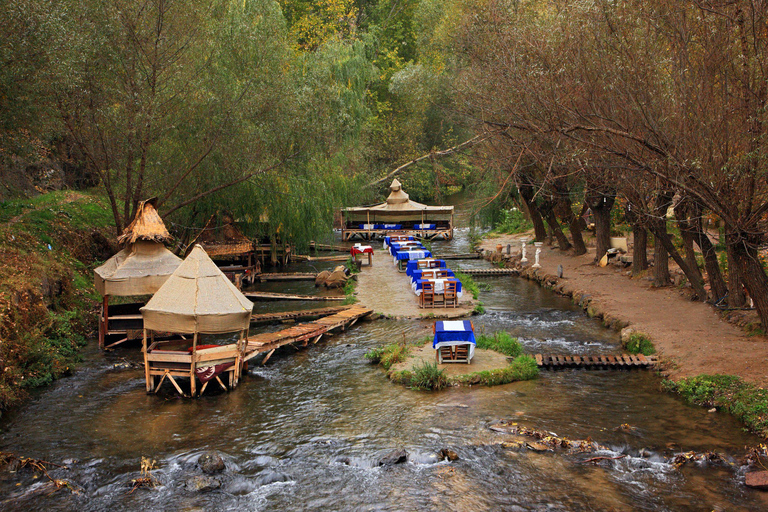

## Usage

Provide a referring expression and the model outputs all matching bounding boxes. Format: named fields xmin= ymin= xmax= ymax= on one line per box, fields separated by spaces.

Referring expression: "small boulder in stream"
xmin=198 ymin=451 xmax=225 ymax=474
xmin=186 ymin=475 xmax=221 ymax=492
xmin=256 ymin=470 xmax=292 ymax=485
xmin=378 ymin=449 xmax=408 ymax=466
xmin=745 ymin=471 xmax=768 ymax=490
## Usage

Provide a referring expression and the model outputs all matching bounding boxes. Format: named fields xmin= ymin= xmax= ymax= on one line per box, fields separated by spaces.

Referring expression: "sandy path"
xmin=479 ymin=235 xmax=768 ymax=387
xmin=355 ymin=248 xmax=474 ymax=319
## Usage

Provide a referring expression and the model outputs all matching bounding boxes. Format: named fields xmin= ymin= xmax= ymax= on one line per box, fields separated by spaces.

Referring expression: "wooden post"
xmin=143 ymin=329 xmax=151 ymax=392
xmin=190 ymin=332 xmax=198 ymax=396
xmin=99 ymin=295 xmax=109 ymax=349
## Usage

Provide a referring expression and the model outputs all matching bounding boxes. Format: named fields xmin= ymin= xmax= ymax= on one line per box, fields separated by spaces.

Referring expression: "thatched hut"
xmin=141 ymin=245 xmax=254 ymax=396
xmin=186 ymin=213 xmax=260 ymax=285
xmin=340 ymin=179 xmax=454 ymax=241
xmin=94 ymin=199 xmax=182 ymax=349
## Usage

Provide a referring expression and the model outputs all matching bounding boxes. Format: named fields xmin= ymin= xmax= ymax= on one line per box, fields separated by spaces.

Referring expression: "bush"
xmin=342 ymin=279 xmax=357 ymax=305
xmin=410 ymin=361 xmax=449 ymax=391
xmin=663 ymin=375 xmax=768 ymax=438
xmin=345 ymin=256 xmax=360 ymax=274
xmin=493 ymin=208 xmax=532 ymax=234
xmin=453 ymin=271 xmax=480 ymax=300
xmin=625 ymin=333 xmax=655 ymax=356
xmin=476 ymin=331 xmax=522 ymax=357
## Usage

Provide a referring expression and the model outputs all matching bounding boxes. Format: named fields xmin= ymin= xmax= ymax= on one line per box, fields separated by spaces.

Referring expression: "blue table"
xmin=410 ymin=268 xmax=455 ymax=284
xmin=383 ymin=235 xmax=414 ymax=249
xmin=413 ymin=278 xmax=463 ymax=297
xmin=405 ymin=259 xmax=447 ymax=277
xmin=433 ymin=320 xmax=476 ymax=363
xmin=376 ymin=223 xmax=402 ymax=230
xmin=415 ymin=223 xmax=436 ymax=229
xmin=389 ymin=242 xmax=425 ymax=256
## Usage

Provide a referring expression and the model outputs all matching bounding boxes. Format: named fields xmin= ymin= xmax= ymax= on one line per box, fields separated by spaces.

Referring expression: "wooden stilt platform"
xmin=292 ymin=254 xmax=350 ymax=262
xmin=535 ymin=353 xmax=658 ymax=369
xmin=442 ymin=253 xmax=482 ymax=260
xmin=309 ymin=242 xmax=349 ymax=252
xmin=459 ymin=268 xmax=518 ymax=276
xmin=244 ymin=291 xmax=345 ymax=301
xmin=244 ymin=305 xmax=372 ymax=362
xmin=250 ymin=305 xmax=352 ymax=324
xmin=257 ymin=273 xmax=317 ymax=281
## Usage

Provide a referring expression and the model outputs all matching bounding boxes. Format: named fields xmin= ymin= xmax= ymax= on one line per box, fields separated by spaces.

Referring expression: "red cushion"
xmin=187 ymin=344 xmax=219 ymax=352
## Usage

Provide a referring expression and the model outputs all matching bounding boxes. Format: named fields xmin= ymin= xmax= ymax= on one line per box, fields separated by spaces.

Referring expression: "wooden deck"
xmin=244 ymin=305 xmax=372 ymax=362
xmin=250 ymin=305 xmax=352 ymax=324
xmin=535 ymin=353 xmax=659 ymax=369
xmin=459 ymin=268 xmax=518 ymax=276
xmin=244 ymin=291 xmax=345 ymax=301
xmin=257 ymin=272 xmax=317 ymax=281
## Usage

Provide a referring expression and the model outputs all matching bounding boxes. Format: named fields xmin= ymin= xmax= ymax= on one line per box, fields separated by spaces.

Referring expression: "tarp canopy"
xmin=94 ymin=241 xmax=182 ymax=296
xmin=342 ymin=179 xmax=453 ymax=221
xmin=141 ymin=245 xmax=253 ymax=334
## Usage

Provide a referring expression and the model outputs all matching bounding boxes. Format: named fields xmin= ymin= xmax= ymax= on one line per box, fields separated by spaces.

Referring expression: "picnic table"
xmin=393 ymin=249 xmax=432 ymax=271
xmin=383 ymin=235 xmax=414 ymax=249
xmin=405 ymin=259 xmax=447 ymax=277
xmin=413 ymin=278 xmax=463 ymax=297
xmin=433 ymin=320 xmax=475 ymax=363
xmin=389 ymin=241 xmax=425 ymax=256
xmin=350 ymin=244 xmax=374 ymax=266
xmin=409 ymin=268 xmax=455 ymax=284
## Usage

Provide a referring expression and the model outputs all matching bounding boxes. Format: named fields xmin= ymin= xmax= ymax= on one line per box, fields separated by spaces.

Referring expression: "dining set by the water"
xmin=385 ymin=235 xmax=462 ymax=308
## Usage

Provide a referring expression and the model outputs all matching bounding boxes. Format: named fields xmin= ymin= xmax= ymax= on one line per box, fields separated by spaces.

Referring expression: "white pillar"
xmin=532 ymin=242 xmax=543 ymax=269
xmin=520 ymin=237 xmax=529 ymax=263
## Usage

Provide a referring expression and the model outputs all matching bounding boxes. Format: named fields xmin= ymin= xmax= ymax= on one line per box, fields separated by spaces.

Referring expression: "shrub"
xmin=476 ymin=331 xmax=522 ymax=357
xmin=365 ymin=343 xmax=410 ymax=370
xmin=410 ymin=361 xmax=449 ymax=391
xmin=454 ymin=355 xmax=539 ymax=386
xmin=625 ymin=332 xmax=655 ymax=356
xmin=345 ymin=256 xmax=360 ymax=274
xmin=453 ymin=271 xmax=480 ymax=300
xmin=493 ymin=208 xmax=532 ymax=234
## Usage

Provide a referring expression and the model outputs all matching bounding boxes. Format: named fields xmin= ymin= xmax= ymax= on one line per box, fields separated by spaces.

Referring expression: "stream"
xmin=1 ymin=209 xmax=767 ymax=511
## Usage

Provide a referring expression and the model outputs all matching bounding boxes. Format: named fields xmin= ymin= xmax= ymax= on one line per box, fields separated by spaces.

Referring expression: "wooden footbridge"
xmin=459 ymin=268 xmax=518 ymax=276
xmin=244 ymin=291 xmax=345 ymax=301
xmin=535 ymin=353 xmax=658 ymax=369
xmin=256 ymin=272 xmax=317 ymax=282
xmin=244 ymin=305 xmax=372 ymax=364
xmin=250 ymin=305 xmax=352 ymax=324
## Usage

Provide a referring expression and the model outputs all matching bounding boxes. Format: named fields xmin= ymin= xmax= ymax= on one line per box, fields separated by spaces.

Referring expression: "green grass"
xmin=453 ymin=355 xmax=539 ymax=386
xmin=342 ymin=278 xmax=357 ymax=305
xmin=410 ymin=361 xmax=449 ymax=391
xmin=663 ymin=375 xmax=768 ymax=438
xmin=345 ymin=256 xmax=360 ymax=274
xmin=454 ymin=270 xmax=480 ymax=300
xmin=492 ymin=208 xmax=532 ymax=234
xmin=365 ymin=342 xmax=414 ymax=370
xmin=476 ymin=331 xmax=522 ymax=357
xmin=625 ymin=332 xmax=656 ymax=356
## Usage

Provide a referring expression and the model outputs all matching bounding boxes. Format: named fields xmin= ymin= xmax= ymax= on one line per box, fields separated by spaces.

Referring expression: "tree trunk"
xmin=632 ymin=225 xmax=648 ymax=274
xmin=518 ymin=185 xmax=547 ymax=242
xmin=679 ymin=226 xmax=705 ymax=292
xmin=588 ymin=192 xmax=615 ymax=264
xmin=542 ymin=204 xmax=571 ymax=251
xmin=727 ymin=233 xmax=768 ymax=328
xmin=556 ymin=194 xmax=587 ymax=255
xmin=687 ymin=211 xmax=728 ymax=302
xmin=726 ymin=236 xmax=747 ymax=307
xmin=650 ymin=224 xmax=708 ymax=301
xmin=653 ymin=233 xmax=670 ymax=287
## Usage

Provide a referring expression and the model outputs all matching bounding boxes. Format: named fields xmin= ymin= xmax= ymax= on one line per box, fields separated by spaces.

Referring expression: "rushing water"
xmin=2 ymin=220 xmax=767 ymax=511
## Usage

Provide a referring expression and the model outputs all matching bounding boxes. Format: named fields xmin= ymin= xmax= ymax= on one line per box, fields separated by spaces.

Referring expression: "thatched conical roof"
xmin=140 ymin=245 xmax=253 ymax=334
xmin=118 ymin=198 xmax=172 ymax=245
xmin=386 ymin=178 xmax=410 ymax=205
xmin=185 ymin=213 xmax=254 ymax=257
xmin=94 ymin=240 xmax=182 ymax=296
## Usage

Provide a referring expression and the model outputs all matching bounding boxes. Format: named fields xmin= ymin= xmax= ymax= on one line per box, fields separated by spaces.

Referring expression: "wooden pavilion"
xmin=186 ymin=213 xmax=260 ymax=286
xmin=94 ymin=199 xmax=182 ymax=349
xmin=141 ymin=245 xmax=254 ymax=396
xmin=340 ymin=179 xmax=454 ymax=241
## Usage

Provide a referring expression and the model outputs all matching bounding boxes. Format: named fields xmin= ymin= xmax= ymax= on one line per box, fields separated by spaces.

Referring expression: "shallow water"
xmin=2 ymin=209 xmax=767 ymax=511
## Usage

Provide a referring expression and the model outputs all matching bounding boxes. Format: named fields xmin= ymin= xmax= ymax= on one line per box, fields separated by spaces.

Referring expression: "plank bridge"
xmin=244 ymin=305 xmax=372 ymax=364
xmin=250 ymin=305 xmax=352 ymax=325
xmin=244 ymin=291 xmax=345 ymax=301
xmin=458 ymin=268 xmax=518 ymax=276
xmin=535 ymin=353 xmax=658 ymax=369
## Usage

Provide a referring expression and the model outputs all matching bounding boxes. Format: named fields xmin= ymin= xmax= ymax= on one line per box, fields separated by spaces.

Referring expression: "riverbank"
xmin=0 ymin=190 xmax=114 ymax=409
xmin=477 ymin=234 xmax=768 ymax=387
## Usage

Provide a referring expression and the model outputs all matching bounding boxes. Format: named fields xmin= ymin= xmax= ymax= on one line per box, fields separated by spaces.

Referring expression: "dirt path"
xmin=479 ymin=235 xmax=768 ymax=387
xmin=355 ymin=248 xmax=474 ymax=319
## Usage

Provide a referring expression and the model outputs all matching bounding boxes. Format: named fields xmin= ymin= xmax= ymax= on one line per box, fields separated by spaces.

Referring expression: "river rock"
xmin=525 ymin=441 xmax=550 ymax=452
xmin=745 ymin=471 xmax=768 ymax=490
xmin=256 ymin=470 xmax=291 ymax=485
xmin=378 ymin=449 xmax=408 ymax=466
xmin=198 ymin=451 xmax=225 ymax=474
xmin=439 ymin=449 xmax=459 ymax=461
xmin=186 ymin=475 xmax=221 ymax=492
xmin=620 ymin=326 xmax=636 ymax=345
